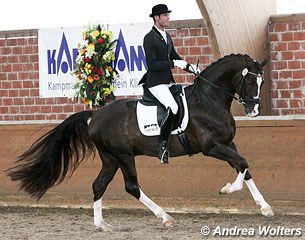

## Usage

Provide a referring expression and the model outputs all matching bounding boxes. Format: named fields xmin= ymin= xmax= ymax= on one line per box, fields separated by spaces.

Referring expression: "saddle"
xmin=136 ymin=84 xmax=192 ymax=156
xmin=139 ymin=84 xmax=185 ymax=129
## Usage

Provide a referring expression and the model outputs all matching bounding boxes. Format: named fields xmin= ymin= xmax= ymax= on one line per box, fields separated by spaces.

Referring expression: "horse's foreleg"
xmin=219 ymin=169 xmax=247 ymax=194
xmin=245 ymin=178 xmax=274 ymax=217
xmin=205 ymin=143 xmax=248 ymax=194
xmin=139 ymin=189 xmax=174 ymax=227
xmin=219 ymin=169 xmax=274 ymax=217
xmin=205 ymin=143 xmax=273 ymax=216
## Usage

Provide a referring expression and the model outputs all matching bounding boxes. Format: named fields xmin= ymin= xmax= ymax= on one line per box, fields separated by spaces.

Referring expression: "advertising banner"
xmin=38 ymin=23 xmax=151 ymax=98
xmin=38 ymin=26 xmax=83 ymax=98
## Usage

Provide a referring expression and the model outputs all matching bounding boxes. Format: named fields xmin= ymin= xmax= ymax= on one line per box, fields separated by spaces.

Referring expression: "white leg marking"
xmin=93 ymin=198 xmax=113 ymax=231
xmin=220 ymin=169 xmax=247 ymax=194
xmin=245 ymin=179 xmax=274 ymax=217
xmin=94 ymin=199 xmax=102 ymax=227
xmin=139 ymin=189 xmax=174 ymax=227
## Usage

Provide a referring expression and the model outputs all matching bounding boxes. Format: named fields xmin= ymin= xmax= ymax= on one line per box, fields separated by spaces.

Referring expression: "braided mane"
xmin=201 ymin=53 xmax=254 ymax=75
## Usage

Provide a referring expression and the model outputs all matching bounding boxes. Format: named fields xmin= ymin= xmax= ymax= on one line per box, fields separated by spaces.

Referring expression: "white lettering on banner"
xmin=38 ymin=23 xmax=151 ymax=98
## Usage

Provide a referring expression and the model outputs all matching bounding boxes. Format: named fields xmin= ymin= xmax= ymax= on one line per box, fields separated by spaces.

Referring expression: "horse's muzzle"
xmin=245 ymin=103 xmax=260 ymax=117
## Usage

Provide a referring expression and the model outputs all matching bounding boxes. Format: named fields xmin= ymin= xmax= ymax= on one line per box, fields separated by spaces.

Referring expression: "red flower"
xmin=98 ymin=38 xmax=104 ymax=44
xmin=98 ymin=68 xmax=103 ymax=75
xmin=85 ymin=57 xmax=91 ymax=63
xmin=91 ymin=66 xmax=98 ymax=73
xmin=93 ymin=74 xmax=100 ymax=80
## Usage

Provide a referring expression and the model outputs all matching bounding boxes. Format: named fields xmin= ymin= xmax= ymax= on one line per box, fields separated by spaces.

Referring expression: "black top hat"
xmin=149 ymin=4 xmax=172 ymax=17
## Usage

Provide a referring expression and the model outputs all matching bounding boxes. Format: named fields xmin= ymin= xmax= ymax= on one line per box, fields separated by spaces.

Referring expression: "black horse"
xmin=6 ymin=54 xmax=273 ymax=231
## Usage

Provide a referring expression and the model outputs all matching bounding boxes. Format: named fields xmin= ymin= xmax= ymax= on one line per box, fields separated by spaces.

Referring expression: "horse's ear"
xmin=261 ymin=56 xmax=270 ymax=67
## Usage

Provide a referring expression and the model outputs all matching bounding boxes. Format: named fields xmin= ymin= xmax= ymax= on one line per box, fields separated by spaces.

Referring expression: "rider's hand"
xmin=187 ymin=64 xmax=201 ymax=74
xmin=173 ymin=60 xmax=188 ymax=70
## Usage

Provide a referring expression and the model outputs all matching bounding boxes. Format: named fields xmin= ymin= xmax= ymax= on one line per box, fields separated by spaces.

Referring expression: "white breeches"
xmin=148 ymin=84 xmax=178 ymax=114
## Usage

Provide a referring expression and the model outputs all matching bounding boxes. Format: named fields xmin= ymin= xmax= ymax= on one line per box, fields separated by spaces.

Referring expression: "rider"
xmin=141 ymin=4 xmax=199 ymax=164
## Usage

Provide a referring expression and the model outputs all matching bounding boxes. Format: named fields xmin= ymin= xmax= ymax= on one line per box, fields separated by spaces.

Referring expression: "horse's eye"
xmin=246 ymin=78 xmax=256 ymax=85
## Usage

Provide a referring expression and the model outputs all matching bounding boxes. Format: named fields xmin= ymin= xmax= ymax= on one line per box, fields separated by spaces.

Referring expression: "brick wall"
xmin=168 ymin=21 xmax=214 ymax=83
xmin=0 ymin=20 xmax=214 ymax=122
xmin=0 ymin=30 xmax=87 ymax=121
xmin=269 ymin=14 xmax=305 ymax=115
xmin=3 ymin=15 xmax=305 ymax=121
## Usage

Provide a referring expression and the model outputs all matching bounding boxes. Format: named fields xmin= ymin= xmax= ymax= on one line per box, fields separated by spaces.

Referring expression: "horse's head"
xmin=189 ymin=54 xmax=268 ymax=117
xmin=234 ymin=57 xmax=267 ymax=117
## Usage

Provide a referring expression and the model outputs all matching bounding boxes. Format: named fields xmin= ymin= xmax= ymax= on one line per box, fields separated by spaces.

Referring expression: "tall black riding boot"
xmin=158 ymin=107 xmax=174 ymax=164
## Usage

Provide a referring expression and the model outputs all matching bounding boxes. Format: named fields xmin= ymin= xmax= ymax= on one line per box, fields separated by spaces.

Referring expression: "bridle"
xmin=232 ymin=68 xmax=263 ymax=106
xmin=188 ymin=65 xmax=263 ymax=106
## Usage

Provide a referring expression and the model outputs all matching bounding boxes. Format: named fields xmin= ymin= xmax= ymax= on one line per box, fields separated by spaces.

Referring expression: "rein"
xmin=187 ymin=65 xmax=261 ymax=106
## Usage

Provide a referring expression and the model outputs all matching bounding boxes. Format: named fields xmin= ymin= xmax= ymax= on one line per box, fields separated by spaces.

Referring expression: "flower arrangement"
xmin=72 ymin=24 xmax=118 ymax=108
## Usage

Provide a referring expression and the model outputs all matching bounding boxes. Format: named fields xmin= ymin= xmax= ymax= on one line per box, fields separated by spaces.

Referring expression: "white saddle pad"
xmin=136 ymin=87 xmax=189 ymax=136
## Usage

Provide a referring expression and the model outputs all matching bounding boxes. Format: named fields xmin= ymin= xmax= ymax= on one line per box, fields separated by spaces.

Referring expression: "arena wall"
xmin=1 ymin=118 xmax=304 ymax=214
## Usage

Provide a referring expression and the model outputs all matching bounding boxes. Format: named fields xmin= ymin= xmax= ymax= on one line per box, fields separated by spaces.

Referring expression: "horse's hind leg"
xmin=119 ymin=155 xmax=174 ymax=227
xmin=139 ymin=189 xmax=174 ymax=227
xmin=92 ymin=151 xmax=119 ymax=231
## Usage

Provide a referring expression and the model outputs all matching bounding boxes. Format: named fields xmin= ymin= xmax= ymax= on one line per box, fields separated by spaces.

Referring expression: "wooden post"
xmin=196 ymin=0 xmax=276 ymax=115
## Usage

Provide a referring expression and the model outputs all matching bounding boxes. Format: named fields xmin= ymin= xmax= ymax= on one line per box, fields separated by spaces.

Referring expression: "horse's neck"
xmin=209 ymin=60 xmax=245 ymax=85
xmin=205 ymin=57 xmax=247 ymax=93
xmin=186 ymin=59 xmax=245 ymax=109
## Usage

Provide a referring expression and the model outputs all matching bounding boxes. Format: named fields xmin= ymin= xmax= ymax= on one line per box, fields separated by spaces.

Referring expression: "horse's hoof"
xmin=95 ymin=221 xmax=114 ymax=232
xmin=261 ymin=207 xmax=274 ymax=217
xmin=163 ymin=219 xmax=174 ymax=227
xmin=163 ymin=215 xmax=174 ymax=228
xmin=219 ymin=183 xmax=232 ymax=194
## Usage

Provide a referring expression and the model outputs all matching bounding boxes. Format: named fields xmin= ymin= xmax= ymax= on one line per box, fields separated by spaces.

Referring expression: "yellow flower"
xmin=103 ymin=88 xmax=111 ymax=97
xmin=84 ymin=63 xmax=91 ymax=74
xmin=101 ymin=30 xmax=112 ymax=39
xmin=91 ymin=30 xmax=100 ymax=38
xmin=103 ymin=50 xmax=115 ymax=62
xmin=103 ymin=85 xmax=114 ymax=97
xmin=86 ymin=43 xmax=95 ymax=56
xmin=79 ymin=48 xmax=85 ymax=55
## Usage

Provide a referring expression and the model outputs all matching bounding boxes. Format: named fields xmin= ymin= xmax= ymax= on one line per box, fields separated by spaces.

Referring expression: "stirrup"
xmin=160 ymin=149 xmax=169 ymax=164
xmin=158 ymin=142 xmax=169 ymax=164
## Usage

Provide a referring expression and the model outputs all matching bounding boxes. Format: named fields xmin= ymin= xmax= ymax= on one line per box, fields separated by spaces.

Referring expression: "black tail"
xmin=5 ymin=110 xmax=95 ymax=200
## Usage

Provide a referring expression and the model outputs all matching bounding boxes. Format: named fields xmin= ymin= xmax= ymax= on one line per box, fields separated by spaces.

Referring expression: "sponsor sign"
xmin=38 ymin=23 xmax=151 ymax=98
